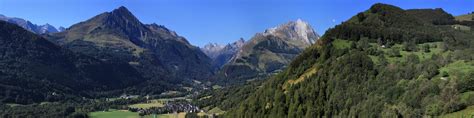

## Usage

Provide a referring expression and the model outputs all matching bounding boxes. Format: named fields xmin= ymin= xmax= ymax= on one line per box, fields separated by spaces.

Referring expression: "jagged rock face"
xmin=47 ymin=6 xmax=213 ymax=80
xmin=202 ymin=38 xmax=246 ymax=70
xmin=37 ymin=24 xmax=58 ymax=34
xmin=202 ymin=43 xmax=226 ymax=59
xmin=263 ymin=19 xmax=319 ymax=46
xmin=0 ymin=14 xmax=59 ymax=34
xmin=220 ymin=19 xmax=319 ymax=80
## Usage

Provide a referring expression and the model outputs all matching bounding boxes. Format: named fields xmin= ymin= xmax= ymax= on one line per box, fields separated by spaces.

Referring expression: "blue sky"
xmin=0 ymin=0 xmax=473 ymax=47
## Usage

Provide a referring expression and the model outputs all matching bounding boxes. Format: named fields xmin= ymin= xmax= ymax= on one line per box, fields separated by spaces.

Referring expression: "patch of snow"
xmin=440 ymin=77 xmax=448 ymax=81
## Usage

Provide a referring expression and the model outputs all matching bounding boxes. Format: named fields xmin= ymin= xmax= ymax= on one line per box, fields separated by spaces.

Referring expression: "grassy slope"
xmin=332 ymin=39 xmax=446 ymax=64
xmin=443 ymin=106 xmax=474 ymax=118
xmin=455 ymin=14 xmax=473 ymax=21
xmin=208 ymin=107 xmax=225 ymax=115
xmin=332 ymin=39 xmax=352 ymax=49
xmin=378 ymin=42 xmax=445 ymax=63
xmin=439 ymin=60 xmax=474 ymax=77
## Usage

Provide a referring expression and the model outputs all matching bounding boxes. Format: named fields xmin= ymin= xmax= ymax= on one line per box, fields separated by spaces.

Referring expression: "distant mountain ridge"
xmin=0 ymin=14 xmax=61 ymax=34
xmin=201 ymin=38 xmax=245 ymax=70
xmin=202 ymin=43 xmax=226 ymax=59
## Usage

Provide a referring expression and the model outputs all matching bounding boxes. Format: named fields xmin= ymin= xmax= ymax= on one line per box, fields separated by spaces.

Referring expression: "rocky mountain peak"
xmin=105 ymin=6 xmax=142 ymax=27
xmin=204 ymin=43 xmax=225 ymax=50
xmin=263 ymin=19 xmax=319 ymax=45
xmin=232 ymin=38 xmax=245 ymax=47
xmin=202 ymin=38 xmax=245 ymax=57
xmin=111 ymin=6 xmax=132 ymax=16
xmin=49 ymin=6 xmax=213 ymax=81
xmin=58 ymin=26 xmax=66 ymax=32
xmin=203 ymin=43 xmax=225 ymax=52
xmin=38 ymin=23 xmax=58 ymax=34
xmin=202 ymin=43 xmax=226 ymax=58
xmin=116 ymin=6 xmax=129 ymax=12
xmin=201 ymin=38 xmax=247 ymax=70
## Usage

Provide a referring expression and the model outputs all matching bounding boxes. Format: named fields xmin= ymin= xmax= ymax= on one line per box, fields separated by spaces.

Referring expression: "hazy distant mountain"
xmin=37 ymin=23 xmax=59 ymax=33
xmin=202 ymin=43 xmax=226 ymax=59
xmin=0 ymin=14 xmax=60 ymax=34
xmin=57 ymin=26 xmax=66 ymax=32
xmin=202 ymin=38 xmax=245 ymax=70
xmin=219 ymin=19 xmax=319 ymax=80
xmin=47 ymin=6 xmax=213 ymax=82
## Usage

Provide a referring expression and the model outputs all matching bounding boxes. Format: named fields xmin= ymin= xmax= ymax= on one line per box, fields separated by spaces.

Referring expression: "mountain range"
xmin=2 ymin=3 xmax=472 ymax=117
xmin=218 ymin=19 xmax=319 ymax=80
xmin=0 ymin=6 xmax=322 ymax=105
xmin=0 ymin=20 xmax=145 ymax=104
xmin=201 ymin=38 xmax=245 ymax=70
xmin=0 ymin=14 xmax=62 ymax=34
xmin=0 ymin=6 xmax=218 ymax=103
xmin=0 ymin=6 xmax=320 ymax=104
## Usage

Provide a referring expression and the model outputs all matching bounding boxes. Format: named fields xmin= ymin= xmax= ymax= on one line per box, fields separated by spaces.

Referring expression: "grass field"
xmin=439 ymin=60 xmax=474 ymax=77
xmin=89 ymin=109 xmax=186 ymax=118
xmin=89 ymin=109 xmax=139 ymax=118
xmin=332 ymin=39 xmax=352 ymax=49
xmin=442 ymin=106 xmax=474 ymax=118
xmin=156 ymin=112 xmax=186 ymax=118
xmin=129 ymin=100 xmax=164 ymax=109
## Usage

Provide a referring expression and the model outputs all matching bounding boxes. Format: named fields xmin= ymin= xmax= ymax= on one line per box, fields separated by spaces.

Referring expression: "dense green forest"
xmin=221 ymin=3 xmax=474 ymax=117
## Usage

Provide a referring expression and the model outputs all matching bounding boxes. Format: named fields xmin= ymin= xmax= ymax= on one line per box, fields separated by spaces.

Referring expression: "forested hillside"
xmin=226 ymin=3 xmax=474 ymax=117
xmin=0 ymin=20 xmax=147 ymax=104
